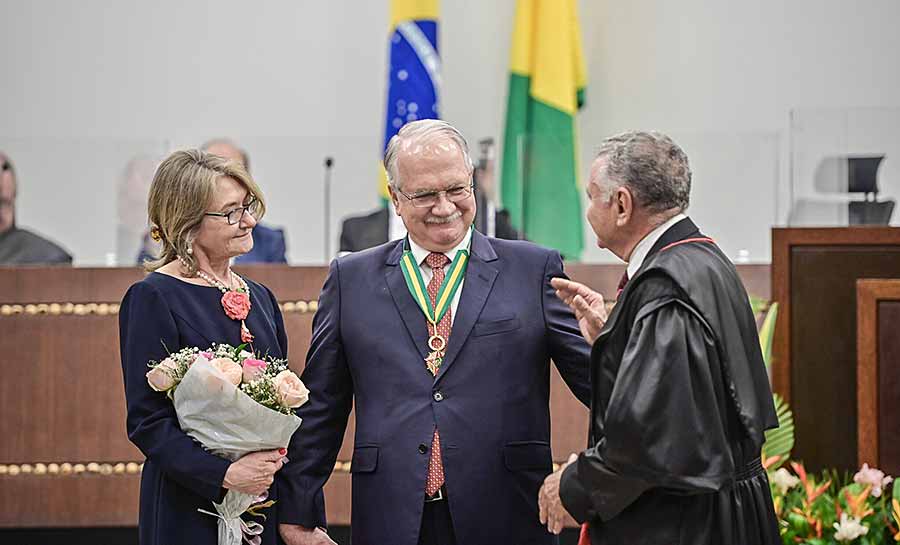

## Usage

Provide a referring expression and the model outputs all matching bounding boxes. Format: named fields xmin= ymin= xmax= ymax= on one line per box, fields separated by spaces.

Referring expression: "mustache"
xmin=424 ymin=211 xmax=462 ymax=224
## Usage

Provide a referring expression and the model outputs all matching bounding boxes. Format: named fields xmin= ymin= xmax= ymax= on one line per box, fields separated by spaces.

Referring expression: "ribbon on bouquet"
xmin=198 ymin=507 xmax=264 ymax=545
xmin=198 ymin=491 xmax=271 ymax=545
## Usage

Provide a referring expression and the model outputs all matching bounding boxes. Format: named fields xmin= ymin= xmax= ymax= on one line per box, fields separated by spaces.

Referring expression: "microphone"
xmin=323 ymin=156 xmax=334 ymax=262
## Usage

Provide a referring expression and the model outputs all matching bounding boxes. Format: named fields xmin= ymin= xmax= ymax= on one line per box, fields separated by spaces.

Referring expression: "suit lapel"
xmin=435 ymin=232 xmax=498 ymax=384
xmin=384 ymin=240 xmax=429 ymax=360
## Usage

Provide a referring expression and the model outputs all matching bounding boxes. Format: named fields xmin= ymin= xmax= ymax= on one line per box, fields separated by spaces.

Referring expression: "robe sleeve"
xmin=119 ymin=281 xmax=231 ymax=502
xmin=560 ymin=298 xmax=735 ymax=522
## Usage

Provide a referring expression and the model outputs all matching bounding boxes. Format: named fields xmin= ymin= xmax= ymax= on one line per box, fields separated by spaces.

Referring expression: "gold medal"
xmin=425 ymin=350 xmax=443 ymax=376
xmin=425 ymin=333 xmax=446 ymax=375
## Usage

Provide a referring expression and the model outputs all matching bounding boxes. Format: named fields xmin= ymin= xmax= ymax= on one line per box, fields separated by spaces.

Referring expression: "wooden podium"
xmin=772 ymin=227 xmax=900 ymax=472
xmin=0 ymin=263 xmax=769 ymax=529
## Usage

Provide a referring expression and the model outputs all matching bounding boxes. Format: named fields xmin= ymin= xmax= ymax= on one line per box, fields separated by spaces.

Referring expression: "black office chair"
xmin=847 ymin=156 xmax=894 ymax=225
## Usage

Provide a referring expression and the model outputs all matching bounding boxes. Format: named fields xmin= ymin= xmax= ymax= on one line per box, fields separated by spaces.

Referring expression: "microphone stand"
xmin=323 ymin=157 xmax=334 ymax=262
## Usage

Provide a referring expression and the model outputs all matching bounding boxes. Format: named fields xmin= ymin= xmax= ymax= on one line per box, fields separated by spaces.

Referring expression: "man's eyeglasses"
xmin=396 ymin=183 xmax=474 ymax=208
xmin=205 ymin=196 xmax=260 ymax=225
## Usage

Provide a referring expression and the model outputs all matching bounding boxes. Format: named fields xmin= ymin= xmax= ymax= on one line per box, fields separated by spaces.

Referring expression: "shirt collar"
xmin=625 ymin=213 xmax=687 ymax=279
xmin=408 ymin=227 xmax=472 ymax=268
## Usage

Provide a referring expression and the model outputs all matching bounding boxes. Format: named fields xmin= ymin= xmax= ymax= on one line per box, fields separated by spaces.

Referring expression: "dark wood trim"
xmin=771 ymin=227 xmax=900 ymax=405
xmin=856 ymin=279 xmax=900 ymax=467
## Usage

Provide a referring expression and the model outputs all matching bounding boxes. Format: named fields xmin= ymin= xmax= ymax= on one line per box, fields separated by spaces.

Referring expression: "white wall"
xmin=2 ymin=0 xmax=899 ymax=265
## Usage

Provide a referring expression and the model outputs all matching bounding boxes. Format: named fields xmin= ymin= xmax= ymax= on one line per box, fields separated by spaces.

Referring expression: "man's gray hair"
xmin=596 ymin=131 xmax=691 ymax=212
xmin=383 ymin=119 xmax=474 ymax=190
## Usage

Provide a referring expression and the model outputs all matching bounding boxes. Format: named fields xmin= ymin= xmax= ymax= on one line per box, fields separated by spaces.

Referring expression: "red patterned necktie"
xmin=424 ymin=251 xmax=450 ymax=497
xmin=615 ymin=271 xmax=629 ymax=299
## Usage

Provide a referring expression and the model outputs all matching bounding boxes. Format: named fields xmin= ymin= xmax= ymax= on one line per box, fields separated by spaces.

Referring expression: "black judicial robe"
xmin=559 ymin=218 xmax=781 ymax=545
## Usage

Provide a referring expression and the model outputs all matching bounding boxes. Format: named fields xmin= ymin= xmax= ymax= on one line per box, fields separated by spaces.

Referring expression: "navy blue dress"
xmin=119 ymin=272 xmax=288 ymax=545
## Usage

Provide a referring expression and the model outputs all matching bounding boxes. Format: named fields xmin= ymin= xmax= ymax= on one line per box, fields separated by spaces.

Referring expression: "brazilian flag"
xmin=379 ymin=0 xmax=441 ymax=201
xmin=500 ymin=0 xmax=587 ymax=259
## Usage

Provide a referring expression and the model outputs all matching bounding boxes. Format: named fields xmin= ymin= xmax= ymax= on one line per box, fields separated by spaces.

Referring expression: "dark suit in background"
xmin=0 ymin=226 xmax=72 ymax=265
xmin=339 ymin=195 xmax=519 ymax=253
xmin=236 ymin=223 xmax=287 ymax=264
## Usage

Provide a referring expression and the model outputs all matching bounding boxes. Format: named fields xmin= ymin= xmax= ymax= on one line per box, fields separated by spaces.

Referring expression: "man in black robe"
xmin=537 ymin=131 xmax=780 ymax=544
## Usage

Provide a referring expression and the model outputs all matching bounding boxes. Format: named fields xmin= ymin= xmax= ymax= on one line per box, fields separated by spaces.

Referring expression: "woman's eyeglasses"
xmin=205 ymin=196 xmax=260 ymax=225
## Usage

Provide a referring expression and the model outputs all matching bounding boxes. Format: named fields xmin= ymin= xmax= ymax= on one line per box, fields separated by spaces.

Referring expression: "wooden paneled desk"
xmin=0 ymin=263 xmax=769 ymax=528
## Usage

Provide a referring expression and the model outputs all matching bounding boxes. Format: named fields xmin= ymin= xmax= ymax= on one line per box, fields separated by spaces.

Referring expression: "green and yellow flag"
xmin=500 ymin=0 xmax=587 ymax=259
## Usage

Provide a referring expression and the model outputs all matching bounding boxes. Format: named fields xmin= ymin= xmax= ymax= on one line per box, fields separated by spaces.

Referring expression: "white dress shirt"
xmin=625 ymin=213 xmax=687 ymax=279
xmin=407 ymin=228 xmax=473 ymax=325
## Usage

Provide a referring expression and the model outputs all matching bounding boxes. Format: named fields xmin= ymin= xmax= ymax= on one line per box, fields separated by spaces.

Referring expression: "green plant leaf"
xmin=762 ymin=393 xmax=794 ymax=469
xmin=749 ymin=295 xmax=769 ymax=316
xmin=759 ymin=302 xmax=778 ymax=369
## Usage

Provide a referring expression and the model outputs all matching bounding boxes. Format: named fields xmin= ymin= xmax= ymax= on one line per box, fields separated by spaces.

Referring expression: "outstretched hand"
xmin=551 ymin=278 xmax=608 ymax=344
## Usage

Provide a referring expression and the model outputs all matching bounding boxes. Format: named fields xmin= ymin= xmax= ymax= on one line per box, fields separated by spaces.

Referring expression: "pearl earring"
xmin=187 ymin=246 xmax=193 ymax=255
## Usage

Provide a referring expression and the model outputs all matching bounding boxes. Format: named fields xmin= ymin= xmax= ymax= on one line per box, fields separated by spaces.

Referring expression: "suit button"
xmin=418 ymin=444 xmax=428 ymax=454
xmin=433 ymin=391 xmax=444 ymax=402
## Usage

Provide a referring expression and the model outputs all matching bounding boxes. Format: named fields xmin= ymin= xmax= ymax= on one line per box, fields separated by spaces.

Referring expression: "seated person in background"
xmin=138 ymin=139 xmax=287 ymax=264
xmin=0 ymin=152 xmax=72 ymax=265
xmin=339 ymin=137 xmax=519 ymax=253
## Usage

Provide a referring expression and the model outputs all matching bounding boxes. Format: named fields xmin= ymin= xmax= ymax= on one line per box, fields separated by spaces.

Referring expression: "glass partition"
xmin=785 ymin=107 xmax=900 ymax=227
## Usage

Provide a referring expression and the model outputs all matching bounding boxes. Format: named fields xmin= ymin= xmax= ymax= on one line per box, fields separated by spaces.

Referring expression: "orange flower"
xmin=790 ymin=461 xmax=831 ymax=504
xmin=762 ymin=455 xmax=781 ymax=470
xmin=843 ymin=485 xmax=874 ymax=520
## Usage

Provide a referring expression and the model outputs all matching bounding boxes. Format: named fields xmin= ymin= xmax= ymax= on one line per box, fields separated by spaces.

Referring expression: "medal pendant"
xmin=427 ymin=334 xmax=446 ymax=352
xmin=425 ymin=350 xmax=443 ymax=376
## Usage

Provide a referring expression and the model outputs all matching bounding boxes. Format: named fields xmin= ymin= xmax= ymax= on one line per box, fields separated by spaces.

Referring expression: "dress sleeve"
xmin=543 ymin=250 xmax=592 ymax=407
xmin=277 ymin=259 xmax=353 ymax=528
xmin=119 ymin=281 xmax=231 ymax=502
xmin=560 ymin=299 xmax=735 ymax=522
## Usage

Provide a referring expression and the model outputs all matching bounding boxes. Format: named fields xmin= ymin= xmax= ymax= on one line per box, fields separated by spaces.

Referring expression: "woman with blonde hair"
xmin=120 ymin=150 xmax=290 ymax=545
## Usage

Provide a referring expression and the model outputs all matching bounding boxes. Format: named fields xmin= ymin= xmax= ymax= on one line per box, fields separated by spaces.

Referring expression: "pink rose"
xmin=273 ymin=370 xmax=309 ymax=409
xmin=853 ymin=463 xmax=893 ymax=497
xmin=146 ymin=357 xmax=178 ymax=392
xmin=242 ymin=358 xmax=268 ymax=383
xmin=210 ymin=357 xmax=243 ymax=386
xmin=221 ymin=291 xmax=251 ymax=320
xmin=191 ymin=353 xmax=211 ymax=367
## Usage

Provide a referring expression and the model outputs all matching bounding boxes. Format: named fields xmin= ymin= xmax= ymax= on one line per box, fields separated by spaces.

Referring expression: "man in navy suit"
xmin=279 ymin=120 xmax=591 ymax=545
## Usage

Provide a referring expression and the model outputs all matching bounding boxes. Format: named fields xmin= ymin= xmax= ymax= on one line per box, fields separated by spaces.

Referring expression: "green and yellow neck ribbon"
xmin=399 ymin=247 xmax=469 ymax=327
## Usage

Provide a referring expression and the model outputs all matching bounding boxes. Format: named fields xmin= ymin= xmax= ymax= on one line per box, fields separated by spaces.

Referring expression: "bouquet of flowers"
xmin=765 ymin=457 xmax=900 ymax=544
xmin=146 ymin=343 xmax=308 ymax=545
